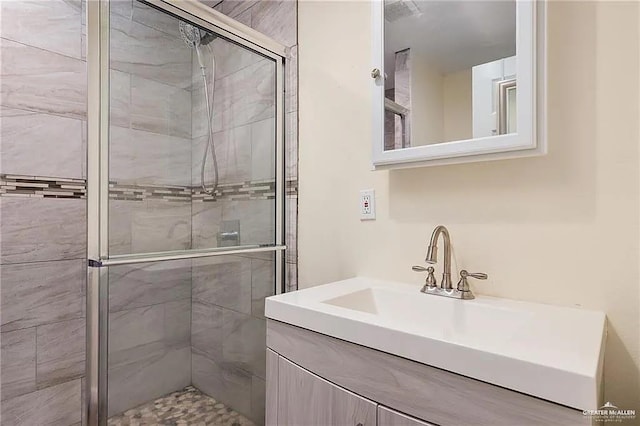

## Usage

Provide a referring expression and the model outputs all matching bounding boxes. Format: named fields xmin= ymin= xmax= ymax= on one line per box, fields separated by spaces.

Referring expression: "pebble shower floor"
xmin=107 ymin=386 xmax=255 ymax=426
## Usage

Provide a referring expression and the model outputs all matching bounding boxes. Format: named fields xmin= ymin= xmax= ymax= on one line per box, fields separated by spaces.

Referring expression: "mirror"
xmin=372 ymin=0 xmax=546 ymax=168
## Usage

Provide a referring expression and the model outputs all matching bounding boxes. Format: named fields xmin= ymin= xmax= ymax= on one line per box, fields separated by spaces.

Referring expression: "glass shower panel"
xmin=106 ymin=253 xmax=275 ymax=424
xmin=108 ymin=0 xmax=277 ymax=256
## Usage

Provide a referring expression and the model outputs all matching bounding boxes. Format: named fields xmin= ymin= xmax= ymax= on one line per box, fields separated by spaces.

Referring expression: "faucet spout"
xmin=425 ymin=225 xmax=453 ymax=290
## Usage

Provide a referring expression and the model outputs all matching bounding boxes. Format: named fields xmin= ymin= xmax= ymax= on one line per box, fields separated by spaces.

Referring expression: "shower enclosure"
xmin=86 ymin=1 xmax=286 ymax=424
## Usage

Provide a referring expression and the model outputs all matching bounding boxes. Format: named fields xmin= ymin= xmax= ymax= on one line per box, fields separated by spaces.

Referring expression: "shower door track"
xmin=85 ymin=1 xmax=289 ymax=425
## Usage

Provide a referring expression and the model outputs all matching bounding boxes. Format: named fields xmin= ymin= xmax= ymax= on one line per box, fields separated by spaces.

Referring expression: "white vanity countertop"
xmin=265 ymin=277 xmax=606 ymax=411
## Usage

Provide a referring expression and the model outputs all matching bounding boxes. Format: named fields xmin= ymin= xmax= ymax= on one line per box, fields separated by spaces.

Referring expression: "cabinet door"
xmin=378 ymin=406 xmax=434 ymax=426
xmin=278 ymin=357 xmax=377 ymax=426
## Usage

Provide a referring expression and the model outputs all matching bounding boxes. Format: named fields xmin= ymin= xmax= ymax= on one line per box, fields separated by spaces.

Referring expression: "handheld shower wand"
xmin=179 ymin=21 xmax=219 ymax=197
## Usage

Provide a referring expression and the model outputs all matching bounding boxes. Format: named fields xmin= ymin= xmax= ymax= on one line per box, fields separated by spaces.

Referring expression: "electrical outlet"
xmin=360 ymin=189 xmax=376 ymax=220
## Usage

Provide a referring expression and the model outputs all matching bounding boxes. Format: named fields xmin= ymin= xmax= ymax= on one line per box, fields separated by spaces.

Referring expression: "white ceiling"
xmin=384 ymin=1 xmax=516 ymax=82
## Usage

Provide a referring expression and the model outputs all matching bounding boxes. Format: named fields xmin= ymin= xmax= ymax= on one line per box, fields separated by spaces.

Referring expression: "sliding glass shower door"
xmin=86 ymin=1 xmax=286 ymax=425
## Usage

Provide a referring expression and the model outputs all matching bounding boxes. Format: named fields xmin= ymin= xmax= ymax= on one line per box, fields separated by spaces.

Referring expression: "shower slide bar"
xmin=89 ymin=244 xmax=287 ymax=267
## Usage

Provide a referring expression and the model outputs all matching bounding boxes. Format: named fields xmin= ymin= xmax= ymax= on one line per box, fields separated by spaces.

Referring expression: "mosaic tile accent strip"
xmin=0 ymin=174 xmax=86 ymax=199
xmin=0 ymin=174 xmax=297 ymax=202
xmin=109 ymin=182 xmax=193 ymax=202
xmin=107 ymin=386 xmax=255 ymax=426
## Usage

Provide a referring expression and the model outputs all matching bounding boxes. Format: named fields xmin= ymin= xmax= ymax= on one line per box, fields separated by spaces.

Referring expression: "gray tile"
xmin=109 ymin=259 xmax=191 ymax=312
xmin=251 ymin=375 xmax=266 ymax=425
xmin=81 ymin=117 xmax=88 ymax=180
xmin=191 ymin=300 xmax=223 ymax=361
xmin=204 ymin=0 xmax=224 ymax=9
xmin=234 ymin=8 xmax=252 ymax=27
xmin=285 ymin=110 xmax=298 ymax=181
xmin=110 ymin=70 xmax=131 ymax=129
xmin=285 ymin=261 xmax=297 ymax=293
xmin=191 ymin=202 xmax=223 ymax=249
xmin=108 ymin=344 xmax=191 ymax=416
xmin=36 ymin=318 xmax=85 ymax=388
xmin=222 ymin=199 xmax=275 ymax=246
xmin=192 ymin=349 xmax=252 ymax=417
xmin=164 ymin=299 xmax=191 ymax=348
xmin=110 ymin=126 xmax=192 ymax=186
xmin=109 ymin=199 xmax=192 ymax=256
xmin=192 ymin=256 xmax=252 ymax=314
xmin=0 ymin=107 xmax=84 ymax=178
xmin=130 ymin=200 xmax=192 ymax=253
xmin=0 ymin=0 xmax=83 ymax=59
xmin=80 ymin=377 xmax=86 ymax=426
xmin=110 ymin=0 xmax=133 ymax=19
xmin=222 ymin=310 xmax=266 ymax=379
xmin=286 ymin=45 xmax=298 ymax=113
xmin=251 ymin=118 xmax=275 ymax=182
xmin=202 ymin=37 xmax=261 ymax=84
xmin=0 ymin=260 xmax=84 ymax=332
xmin=108 ymin=199 xmax=137 ymax=255
xmin=109 ymin=304 xmax=165 ymax=354
xmin=0 ymin=379 xmax=82 ymax=426
xmin=250 ymin=0 xmax=297 ymax=47
xmin=130 ymin=75 xmax=192 ymax=138
xmin=191 ymin=77 xmax=223 ymax=138
xmin=285 ymin=195 xmax=297 ymax=263
xmin=0 ymin=197 xmax=86 ymax=264
xmin=211 ymin=59 xmax=276 ymax=133
xmin=192 ymin=130 xmax=250 ymax=188
xmin=0 ymin=328 xmax=36 ymax=401
xmin=221 ymin=0 xmax=257 ymax=19
xmin=193 ymin=126 xmax=253 ymax=186
xmin=110 ymin=13 xmax=192 ymax=89
xmin=132 ymin=0 xmax=182 ymax=37
xmin=251 ymin=256 xmax=274 ymax=319
xmin=108 ymin=298 xmax=192 ymax=416
xmin=0 ymin=38 xmax=86 ymax=120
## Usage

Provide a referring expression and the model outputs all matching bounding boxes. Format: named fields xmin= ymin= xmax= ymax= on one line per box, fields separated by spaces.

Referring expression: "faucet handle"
xmin=465 ymin=271 xmax=487 ymax=280
xmin=457 ymin=270 xmax=487 ymax=292
xmin=412 ymin=265 xmax=437 ymax=290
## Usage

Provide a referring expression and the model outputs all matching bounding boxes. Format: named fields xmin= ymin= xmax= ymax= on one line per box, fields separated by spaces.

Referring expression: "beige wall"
xmin=298 ymin=0 xmax=640 ymax=414
xmin=443 ymin=68 xmax=472 ymax=141
xmin=410 ymin=55 xmax=472 ymax=145
xmin=411 ymin=55 xmax=444 ymax=144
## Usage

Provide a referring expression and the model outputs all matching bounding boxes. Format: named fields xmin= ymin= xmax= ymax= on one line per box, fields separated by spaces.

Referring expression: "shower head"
xmin=179 ymin=21 xmax=201 ymax=48
xmin=179 ymin=21 xmax=216 ymax=48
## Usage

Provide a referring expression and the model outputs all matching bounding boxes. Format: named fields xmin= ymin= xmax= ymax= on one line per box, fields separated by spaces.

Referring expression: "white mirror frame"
xmin=372 ymin=0 xmax=547 ymax=169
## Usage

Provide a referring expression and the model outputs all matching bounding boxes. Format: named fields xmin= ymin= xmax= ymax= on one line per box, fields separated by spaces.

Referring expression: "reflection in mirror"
xmin=384 ymin=0 xmax=517 ymax=150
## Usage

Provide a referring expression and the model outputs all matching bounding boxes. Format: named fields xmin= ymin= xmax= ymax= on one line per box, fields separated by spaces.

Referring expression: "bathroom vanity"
xmin=265 ymin=278 xmax=606 ymax=426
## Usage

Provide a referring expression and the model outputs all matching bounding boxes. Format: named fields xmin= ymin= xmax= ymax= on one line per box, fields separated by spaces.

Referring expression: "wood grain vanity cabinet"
xmin=266 ymin=320 xmax=591 ymax=426
xmin=377 ymin=407 xmax=433 ymax=426
xmin=277 ymin=356 xmax=377 ymax=426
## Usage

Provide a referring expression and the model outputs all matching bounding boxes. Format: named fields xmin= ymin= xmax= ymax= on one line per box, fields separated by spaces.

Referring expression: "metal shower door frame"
xmin=86 ymin=1 xmax=288 ymax=424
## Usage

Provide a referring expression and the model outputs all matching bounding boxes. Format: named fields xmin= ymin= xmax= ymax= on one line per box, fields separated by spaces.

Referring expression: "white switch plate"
xmin=360 ymin=189 xmax=376 ymax=220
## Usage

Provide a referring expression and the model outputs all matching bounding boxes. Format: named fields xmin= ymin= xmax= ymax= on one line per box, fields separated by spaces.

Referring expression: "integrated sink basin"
xmin=322 ymin=287 xmax=533 ymax=348
xmin=265 ymin=277 xmax=606 ymax=411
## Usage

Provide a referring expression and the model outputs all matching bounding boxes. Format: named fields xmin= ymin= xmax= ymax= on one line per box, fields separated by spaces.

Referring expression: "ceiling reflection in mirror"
xmin=384 ymin=0 xmax=517 ymax=151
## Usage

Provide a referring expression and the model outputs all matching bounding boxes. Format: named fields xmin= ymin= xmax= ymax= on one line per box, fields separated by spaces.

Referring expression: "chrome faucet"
xmin=412 ymin=225 xmax=487 ymax=300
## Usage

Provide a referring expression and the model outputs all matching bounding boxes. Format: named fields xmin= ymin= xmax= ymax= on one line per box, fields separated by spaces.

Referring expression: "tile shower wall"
xmin=208 ymin=0 xmax=299 ymax=294
xmin=0 ymin=1 xmax=86 ymax=425
xmin=188 ymin=2 xmax=298 ymax=424
xmin=0 ymin=1 xmax=297 ymax=425
xmin=106 ymin=1 xmax=194 ymax=417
